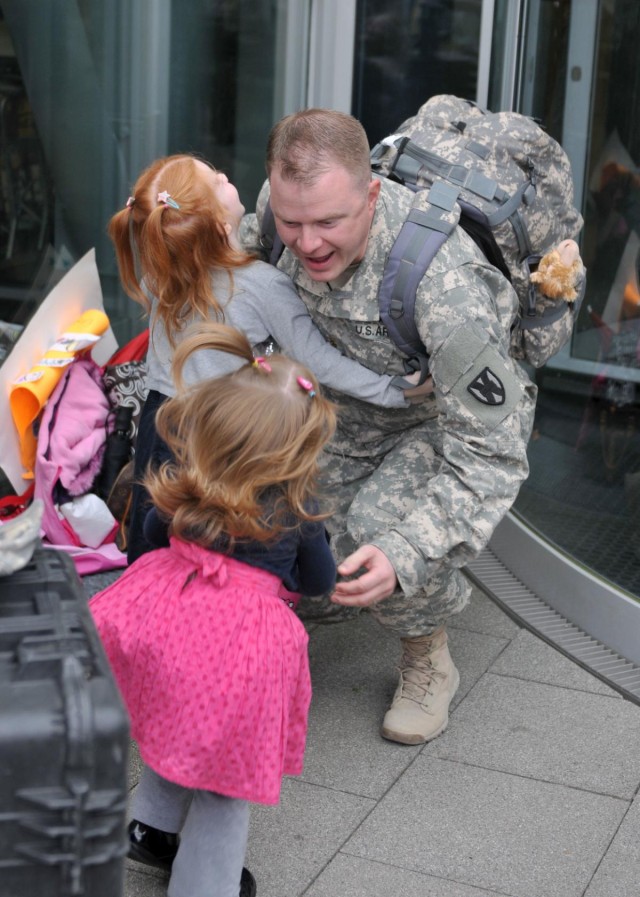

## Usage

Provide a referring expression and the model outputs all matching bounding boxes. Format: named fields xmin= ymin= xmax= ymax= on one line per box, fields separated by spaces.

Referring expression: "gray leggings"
xmin=132 ymin=764 xmax=250 ymax=897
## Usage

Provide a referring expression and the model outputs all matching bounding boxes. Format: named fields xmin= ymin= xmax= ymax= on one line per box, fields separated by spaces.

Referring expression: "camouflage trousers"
xmin=303 ymin=419 xmax=471 ymax=639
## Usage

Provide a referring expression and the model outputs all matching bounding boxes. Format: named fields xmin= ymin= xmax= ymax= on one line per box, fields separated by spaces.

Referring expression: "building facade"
xmin=1 ymin=0 xmax=639 ymax=651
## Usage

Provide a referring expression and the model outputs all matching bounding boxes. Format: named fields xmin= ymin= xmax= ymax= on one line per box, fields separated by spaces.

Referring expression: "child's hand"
xmin=403 ymin=375 xmax=434 ymax=403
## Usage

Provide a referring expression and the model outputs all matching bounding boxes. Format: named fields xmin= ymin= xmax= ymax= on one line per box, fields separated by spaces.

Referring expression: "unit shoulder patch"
xmin=431 ymin=322 xmax=523 ymax=431
xmin=467 ymin=367 xmax=505 ymax=406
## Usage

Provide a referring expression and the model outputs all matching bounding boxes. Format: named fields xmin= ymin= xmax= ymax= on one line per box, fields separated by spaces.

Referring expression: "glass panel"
xmin=351 ymin=0 xmax=482 ymax=145
xmin=487 ymin=0 xmax=522 ymax=111
xmin=513 ymin=0 xmax=640 ymax=598
xmin=0 ymin=0 xmax=306 ymax=354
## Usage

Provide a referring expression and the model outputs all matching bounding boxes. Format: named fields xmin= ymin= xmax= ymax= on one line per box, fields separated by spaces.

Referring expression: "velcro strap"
xmin=427 ymin=181 xmax=459 ymax=212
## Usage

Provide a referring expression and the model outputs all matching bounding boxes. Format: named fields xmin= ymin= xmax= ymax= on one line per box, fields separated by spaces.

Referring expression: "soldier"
xmin=240 ymin=108 xmax=537 ymax=745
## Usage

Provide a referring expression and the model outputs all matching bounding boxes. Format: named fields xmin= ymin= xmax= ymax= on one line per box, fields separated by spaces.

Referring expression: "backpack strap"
xmin=377 ymin=137 xmax=536 ymax=263
xmin=260 ymin=200 xmax=285 ymax=265
xmin=379 ymin=181 xmax=460 ymax=365
xmin=379 ymin=137 xmax=537 ymax=217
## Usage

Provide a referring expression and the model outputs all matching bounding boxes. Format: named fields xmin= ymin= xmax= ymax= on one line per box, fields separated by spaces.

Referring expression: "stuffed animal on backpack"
xmin=530 ymin=239 xmax=584 ymax=302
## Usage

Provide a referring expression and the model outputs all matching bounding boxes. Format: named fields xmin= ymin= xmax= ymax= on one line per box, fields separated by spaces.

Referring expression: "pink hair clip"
xmin=252 ymin=356 xmax=272 ymax=373
xmin=126 ymin=196 xmax=135 ymax=208
xmin=157 ymin=190 xmax=180 ymax=210
xmin=297 ymin=376 xmax=316 ymax=398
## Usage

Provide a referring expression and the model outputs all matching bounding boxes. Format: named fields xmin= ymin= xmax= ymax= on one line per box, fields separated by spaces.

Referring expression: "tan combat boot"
xmin=381 ymin=627 xmax=460 ymax=745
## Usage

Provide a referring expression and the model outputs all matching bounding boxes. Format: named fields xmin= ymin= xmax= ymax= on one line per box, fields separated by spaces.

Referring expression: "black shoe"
xmin=127 ymin=819 xmax=179 ymax=872
xmin=240 ymin=865 xmax=257 ymax=897
xmin=128 ymin=819 xmax=256 ymax=896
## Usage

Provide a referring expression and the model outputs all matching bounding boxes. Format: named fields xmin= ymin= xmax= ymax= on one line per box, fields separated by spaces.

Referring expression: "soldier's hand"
xmin=331 ymin=545 xmax=398 ymax=607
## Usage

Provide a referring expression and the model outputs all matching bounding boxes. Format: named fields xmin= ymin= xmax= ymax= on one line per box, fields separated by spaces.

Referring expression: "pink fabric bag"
xmin=33 ymin=356 xmax=127 ymax=574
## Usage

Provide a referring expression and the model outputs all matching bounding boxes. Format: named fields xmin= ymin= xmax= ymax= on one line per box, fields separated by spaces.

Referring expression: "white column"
xmin=306 ymin=0 xmax=357 ymax=111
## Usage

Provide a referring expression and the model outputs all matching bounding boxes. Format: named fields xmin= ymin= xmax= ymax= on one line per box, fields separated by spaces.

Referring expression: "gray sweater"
xmin=146 ymin=260 xmax=407 ymax=407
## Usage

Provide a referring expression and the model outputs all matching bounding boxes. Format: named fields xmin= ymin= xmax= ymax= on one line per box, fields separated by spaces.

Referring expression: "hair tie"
xmin=126 ymin=196 xmax=135 ymax=208
xmin=252 ymin=356 xmax=272 ymax=373
xmin=297 ymin=376 xmax=316 ymax=398
xmin=157 ymin=190 xmax=180 ymax=210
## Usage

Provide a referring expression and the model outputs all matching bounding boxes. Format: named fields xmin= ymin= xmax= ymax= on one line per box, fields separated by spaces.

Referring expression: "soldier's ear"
xmin=367 ymin=177 xmax=381 ymax=211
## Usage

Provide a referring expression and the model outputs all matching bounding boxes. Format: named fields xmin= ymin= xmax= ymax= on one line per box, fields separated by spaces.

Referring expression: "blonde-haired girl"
xmin=90 ymin=323 xmax=338 ymax=897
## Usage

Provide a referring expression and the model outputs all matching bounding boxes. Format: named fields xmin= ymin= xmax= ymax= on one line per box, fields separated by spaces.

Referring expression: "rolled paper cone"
xmin=9 ymin=308 xmax=110 ymax=478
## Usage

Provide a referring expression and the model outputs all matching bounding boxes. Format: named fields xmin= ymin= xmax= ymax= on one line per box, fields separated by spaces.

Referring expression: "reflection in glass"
xmin=514 ymin=0 xmax=640 ymax=598
xmin=352 ymin=0 xmax=482 ymax=145
xmin=0 ymin=25 xmax=53 ymax=363
xmin=0 ymin=1 xmax=295 ymax=352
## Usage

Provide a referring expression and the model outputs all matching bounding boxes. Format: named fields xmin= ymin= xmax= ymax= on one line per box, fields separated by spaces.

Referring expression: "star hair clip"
xmin=297 ymin=376 xmax=316 ymax=398
xmin=157 ymin=190 xmax=180 ymax=210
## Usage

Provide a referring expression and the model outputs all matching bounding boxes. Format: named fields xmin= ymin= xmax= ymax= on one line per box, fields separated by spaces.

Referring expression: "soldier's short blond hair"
xmin=266 ymin=108 xmax=372 ymax=189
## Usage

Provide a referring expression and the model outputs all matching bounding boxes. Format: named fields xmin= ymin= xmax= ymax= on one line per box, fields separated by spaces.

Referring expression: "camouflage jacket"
xmin=240 ymin=178 xmax=537 ymax=592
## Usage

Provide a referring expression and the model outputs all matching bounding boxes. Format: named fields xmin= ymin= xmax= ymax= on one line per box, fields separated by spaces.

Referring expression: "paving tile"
xmin=585 ymin=796 xmax=640 ymax=897
xmin=302 ymin=618 xmax=509 ymax=798
xmin=447 ymin=626 xmax=511 ymax=706
xmin=301 ymin=683 xmax=421 ymax=798
xmin=491 ymin=629 xmax=621 ymax=697
xmin=306 ymin=854 xmax=513 ymax=896
xmin=343 ymin=757 xmax=627 ymax=897
xmin=433 ymin=673 xmax=640 ymax=798
xmin=307 ymin=611 xmax=509 ymax=703
xmin=307 ymin=613 xmax=399 ymax=693
xmin=450 ymin=579 xmax=521 ymax=639
xmin=123 ymin=864 xmax=169 ymax=896
xmin=81 ymin=568 xmax=124 ymax=598
xmin=127 ymin=740 xmax=143 ymax=792
xmin=245 ymin=779 xmax=375 ymax=897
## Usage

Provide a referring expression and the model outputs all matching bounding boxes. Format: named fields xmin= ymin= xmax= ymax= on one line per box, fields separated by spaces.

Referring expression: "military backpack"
xmin=261 ymin=94 xmax=585 ymax=373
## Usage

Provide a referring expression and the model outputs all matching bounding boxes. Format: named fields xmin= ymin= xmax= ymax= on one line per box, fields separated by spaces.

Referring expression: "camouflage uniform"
xmin=241 ymin=177 xmax=537 ymax=638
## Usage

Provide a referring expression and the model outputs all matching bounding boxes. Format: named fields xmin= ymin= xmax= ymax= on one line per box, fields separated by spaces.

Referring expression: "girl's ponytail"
xmin=171 ymin=322 xmax=255 ymax=392
xmin=108 ymin=205 xmax=148 ymax=309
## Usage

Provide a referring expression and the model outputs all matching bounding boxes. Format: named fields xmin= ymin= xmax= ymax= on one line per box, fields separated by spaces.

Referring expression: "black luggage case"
xmin=0 ymin=547 xmax=129 ymax=896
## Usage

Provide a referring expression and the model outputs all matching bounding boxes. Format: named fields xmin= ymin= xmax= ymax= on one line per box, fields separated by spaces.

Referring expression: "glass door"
xmin=351 ymin=0 xmax=483 ymax=145
xmin=0 ymin=0 xmax=309 ymax=349
xmin=511 ymin=0 xmax=640 ymax=598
